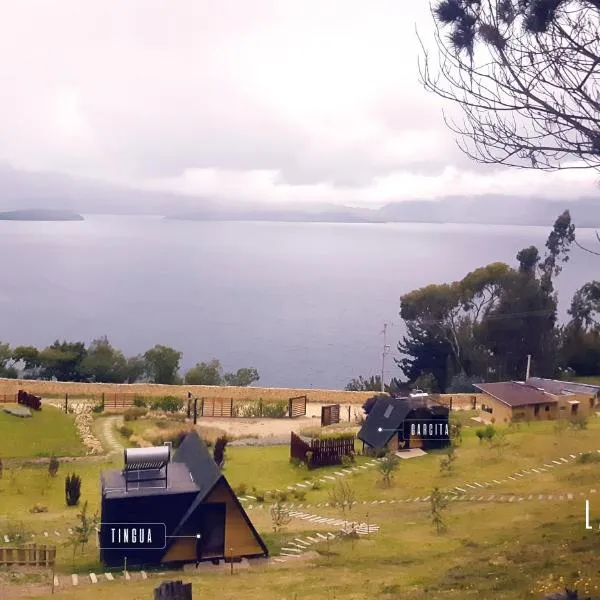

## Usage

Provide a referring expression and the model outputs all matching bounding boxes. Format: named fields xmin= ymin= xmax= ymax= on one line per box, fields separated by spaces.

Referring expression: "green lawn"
xmin=572 ymin=375 xmax=600 ymax=385
xmin=0 ymin=404 xmax=84 ymax=458
xmin=223 ymin=443 xmax=368 ymax=493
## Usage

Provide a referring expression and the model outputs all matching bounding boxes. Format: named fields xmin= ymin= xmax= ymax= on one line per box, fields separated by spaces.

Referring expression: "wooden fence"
xmin=0 ymin=544 xmax=56 ymax=567
xmin=0 ymin=393 xmax=17 ymax=404
xmin=288 ymin=395 xmax=307 ymax=418
xmin=290 ymin=432 xmax=355 ymax=468
xmin=321 ymin=404 xmax=340 ymax=426
xmin=101 ymin=393 xmax=139 ymax=411
xmin=197 ymin=396 xmax=305 ymax=419
xmin=200 ymin=397 xmax=234 ymax=417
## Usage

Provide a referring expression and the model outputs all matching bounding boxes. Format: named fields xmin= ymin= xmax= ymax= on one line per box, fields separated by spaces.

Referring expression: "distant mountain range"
xmin=0 ymin=163 xmax=598 ymax=226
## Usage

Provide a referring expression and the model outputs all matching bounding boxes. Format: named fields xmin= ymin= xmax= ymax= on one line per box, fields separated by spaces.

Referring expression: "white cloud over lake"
xmin=0 ymin=0 xmax=598 ymax=207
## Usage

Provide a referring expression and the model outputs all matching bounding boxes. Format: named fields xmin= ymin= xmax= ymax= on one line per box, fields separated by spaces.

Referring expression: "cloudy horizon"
xmin=1 ymin=0 xmax=599 ymax=209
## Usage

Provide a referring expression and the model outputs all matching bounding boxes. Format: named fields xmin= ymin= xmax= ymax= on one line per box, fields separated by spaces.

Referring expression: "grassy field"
xmin=573 ymin=376 xmax=600 ymax=385
xmin=0 ymin=405 xmax=83 ymax=459
xmin=3 ymin=415 xmax=600 ymax=598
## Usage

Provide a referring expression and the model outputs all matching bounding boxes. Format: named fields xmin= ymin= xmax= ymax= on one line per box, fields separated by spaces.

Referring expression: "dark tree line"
xmin=396 ymin=211 xmax=599 ymax=392
xmin=0 ymin=337 xmax=259 ymax=387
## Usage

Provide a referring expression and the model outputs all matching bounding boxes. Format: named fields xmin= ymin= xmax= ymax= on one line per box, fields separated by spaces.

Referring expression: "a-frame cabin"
xmin=99 ymin=430 xmax=268 ymax=568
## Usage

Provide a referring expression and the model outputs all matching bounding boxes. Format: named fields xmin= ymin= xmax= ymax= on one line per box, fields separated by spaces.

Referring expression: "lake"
xmin=1 ymin=216 xmax=598 ymax=389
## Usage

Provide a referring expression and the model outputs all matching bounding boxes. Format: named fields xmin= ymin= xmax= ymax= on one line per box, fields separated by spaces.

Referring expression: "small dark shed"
xmin=99 ymin=430 xmax=268 ymax=568
xmin=357 ymin=396 xmax=450 ymax=452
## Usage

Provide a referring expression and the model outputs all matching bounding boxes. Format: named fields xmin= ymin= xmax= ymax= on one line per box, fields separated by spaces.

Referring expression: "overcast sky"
xmin=0 ymin=0 xmax=598 ymax=207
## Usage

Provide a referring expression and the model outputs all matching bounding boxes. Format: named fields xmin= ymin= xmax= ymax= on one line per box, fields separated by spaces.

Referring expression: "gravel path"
xmin=99 ymin=415 xmax=124 ymax=454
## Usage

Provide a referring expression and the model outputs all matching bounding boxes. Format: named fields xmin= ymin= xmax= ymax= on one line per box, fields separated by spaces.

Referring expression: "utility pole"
xmin=381 ymin=323 xmax=391 ymax=393
xmin=525 ymin=354 xmax=532 ymax=381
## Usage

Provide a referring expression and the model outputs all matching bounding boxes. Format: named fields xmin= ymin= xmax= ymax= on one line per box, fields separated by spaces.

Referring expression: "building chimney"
xmin=525 ymin=354 xmax=532 ymax=381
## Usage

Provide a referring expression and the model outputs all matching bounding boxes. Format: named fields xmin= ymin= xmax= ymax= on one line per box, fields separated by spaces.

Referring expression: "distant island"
xmin=0 ymin=209 xmax=84 ymax=221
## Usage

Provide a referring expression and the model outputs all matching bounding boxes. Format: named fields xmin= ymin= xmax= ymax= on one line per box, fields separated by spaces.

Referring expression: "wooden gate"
xmin=288 ymin=395 xmax=307 ymax=418
xmin=321 ymin=404 xmax=340 ymax=427
xmin=200 ymin=398 xmax=234 ymax=418
xmin=0 ymin=544 xmax=56 ymax=566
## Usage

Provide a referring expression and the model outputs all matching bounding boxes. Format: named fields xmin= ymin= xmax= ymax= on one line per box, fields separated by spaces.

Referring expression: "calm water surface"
xmin=1 ymin=216 xmax=597 ymax=389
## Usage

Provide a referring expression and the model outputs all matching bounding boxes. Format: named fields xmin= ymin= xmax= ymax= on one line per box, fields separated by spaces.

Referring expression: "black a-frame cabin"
xmin=99 ymin=430 xmax=268 ymax=568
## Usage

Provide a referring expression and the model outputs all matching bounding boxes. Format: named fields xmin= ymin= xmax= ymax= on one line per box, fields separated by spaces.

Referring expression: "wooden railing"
xmin=290 ymin=432 xmax=355 ymax=468
xmin=0 ymin=544 xmax=56 ymax=566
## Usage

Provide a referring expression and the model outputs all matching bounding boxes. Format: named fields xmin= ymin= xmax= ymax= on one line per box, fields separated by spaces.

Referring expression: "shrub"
xmin=29 ymin=504 xmax=48 ymax=513
xmin=123 ymin=407 xmax=147 ymax=422
xmin=378 ymin=452 xmax=400 ymax=487
xmin=171 ymin=430 xmax=188 ymax=448
xmin=234 ymin=483 xmax=248 ymax=496
xmin=65 ymin=473 xmax=81 ymax=506
xmin=304 ymin=451 xmax=313 ymax=468
xmin=310 ymin=480 xmax=322 ymax=490
xmin=213 ymin=435 xmax=228 ymax=468
xmin=155 ymin=420 xmax=169 ymax=429
xmin=118 ymin=425 xmax=133 ymax=438
xmin=48 ymin=456 xmax=60 ymax=478
xmin=0 ymin=457 xmax=3 ymax=480
xmin=341 ymin=453 xmax=354 ymax=467
xmin=254 ymin=490 xmax=266 ymax=503
xmin=576 ymin=452 xmax=600 ymax=464
xmin=476 ymin=424 xmax=497 ymax=444
xmin=91 ymin=403 xmax=103 ymax=414
xmin=291 ymin=488 xmax=307 ymax=501
xmin=262 ymin=400 xmax=288 ymax=418
xmin=569 ymin=415 xmax=588 ymax=430
xmin=133 ymin=396 xmax=148 ymax=407
xmin=150 ymin=396 xmax=184 ymax=413
xmin=275 ymin=490 xmax=289 ymax=502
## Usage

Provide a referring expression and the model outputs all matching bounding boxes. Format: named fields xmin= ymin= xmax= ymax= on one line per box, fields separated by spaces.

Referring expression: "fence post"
xmin=101 ymin=393 xmax=105 ymax=411
xmin=193 ymin=398 xmax=198 ymax=425
xmin=64 ymin=394 xmax=68 ymax=414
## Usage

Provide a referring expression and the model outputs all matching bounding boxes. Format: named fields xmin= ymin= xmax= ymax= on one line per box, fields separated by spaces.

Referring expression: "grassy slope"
xmin=0 ymin=405 xmax=83 ymax=458
xmin=4 ymin=419 xmax=600 ymax=598
xmin=572 ymin=376 xmax=600 ymax=385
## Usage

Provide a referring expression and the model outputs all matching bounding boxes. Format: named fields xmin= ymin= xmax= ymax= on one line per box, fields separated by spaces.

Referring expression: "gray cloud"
xmin=0 ymin=0 xmax=595 ymax=205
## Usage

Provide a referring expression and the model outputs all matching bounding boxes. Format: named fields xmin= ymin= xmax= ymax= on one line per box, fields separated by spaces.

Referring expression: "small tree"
xmin=554 ymin=417 xmax=568 ymax=435
xmin=270 ymin=500 xmax=291 ymax=533
xmin=213 ymin=436 xmax=228 ymax=468
xmin=449 ymin=414 xmax=463 ymax=446
xmin=328 ymin=480 xmax=356 ymax=522
xmin=48 ymin=456 xmax=60 ymax=478
xmin=430 ymin=487 xmax=448 ymax=534
xmin=490 ymin=430 xmax=509 ymax=458
xmin=378 ymin=452 xmax=399 ymax=487
xmin=65 ymin=473 xmax=81 ymax=506
xmin=68 ymin=501 xmax=99 ymax=560
xmin=439 ymin=443 xmax=457 ymax=474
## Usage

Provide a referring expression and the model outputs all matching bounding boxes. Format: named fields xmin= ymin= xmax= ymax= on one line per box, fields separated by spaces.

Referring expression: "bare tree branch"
xmin=419 ymin=0 xmax=600 ymax=171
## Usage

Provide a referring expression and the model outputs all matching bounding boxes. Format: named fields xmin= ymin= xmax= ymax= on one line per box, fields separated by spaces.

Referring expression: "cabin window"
xmin=571 ymin=403 xmax=579 ymax=415
xmin=383 ymin=405 xmax=394 ymax=419
xmin=534 ymin=405 xmax=540 ymax=416
xmin=544 ymin=405 xmax=550 ymax=412
xmin=590 ymin=398 xmax=595 ymax=409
